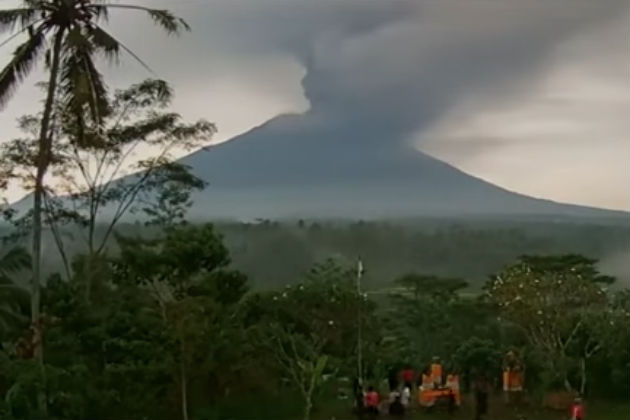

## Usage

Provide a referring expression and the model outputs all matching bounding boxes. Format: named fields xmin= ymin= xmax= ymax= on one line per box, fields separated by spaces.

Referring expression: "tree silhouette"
xmin=0 ymin=1 xmax=189 ymax=390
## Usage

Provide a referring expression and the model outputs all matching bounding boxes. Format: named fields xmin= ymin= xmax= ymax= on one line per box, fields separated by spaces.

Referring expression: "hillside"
xmin=180 ymin=113 xmax=628 ymax=221
xmin=8 ymin=109 xmax=629 ymax=222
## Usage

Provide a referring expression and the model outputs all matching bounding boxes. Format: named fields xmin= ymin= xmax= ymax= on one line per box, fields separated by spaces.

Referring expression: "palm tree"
xmin=0 ymin=0 xmax=189 ymax=370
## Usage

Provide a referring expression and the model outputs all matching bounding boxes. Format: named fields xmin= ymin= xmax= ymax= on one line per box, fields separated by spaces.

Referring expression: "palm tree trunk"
xmin=31 ymin=27 xmax=64 ymax=416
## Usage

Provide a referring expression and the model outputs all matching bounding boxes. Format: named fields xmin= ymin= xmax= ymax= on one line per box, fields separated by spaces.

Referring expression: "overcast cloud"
xmin=0 ymin=0 xmax=627 ymax=210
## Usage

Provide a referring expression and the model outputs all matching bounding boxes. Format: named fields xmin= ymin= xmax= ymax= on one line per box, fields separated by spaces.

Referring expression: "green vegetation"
xmin=0 ymin=219 xmax=628 ymax=419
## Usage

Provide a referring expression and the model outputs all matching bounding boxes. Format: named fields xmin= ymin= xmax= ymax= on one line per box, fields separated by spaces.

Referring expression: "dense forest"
xmin=14 ymin=218 xmax=629 ymax=291
xmin=0 ymin=222 xmax=629 ymax=419
xmin=215 ymin=219 xmax=630 ymax=289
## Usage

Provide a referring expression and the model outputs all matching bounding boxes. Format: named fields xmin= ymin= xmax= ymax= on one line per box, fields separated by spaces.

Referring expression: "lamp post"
xmin=357 ymin=257 xmax=364 ymax=385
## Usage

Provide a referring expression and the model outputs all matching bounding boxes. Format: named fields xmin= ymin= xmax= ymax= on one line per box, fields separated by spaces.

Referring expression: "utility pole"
xmin=357 ymin=257 xmax=364 ymax=385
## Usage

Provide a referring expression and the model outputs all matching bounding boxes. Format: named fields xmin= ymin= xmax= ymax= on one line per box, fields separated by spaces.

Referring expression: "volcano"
xmin=179 ymin=112 xmax=626 ymax=221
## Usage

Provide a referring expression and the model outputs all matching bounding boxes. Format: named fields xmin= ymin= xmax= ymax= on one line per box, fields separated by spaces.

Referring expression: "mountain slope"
xmin=180 ymin=112 xmax=626 ymax=221
xmin=7 ymin=112 xmax=626 ymax=222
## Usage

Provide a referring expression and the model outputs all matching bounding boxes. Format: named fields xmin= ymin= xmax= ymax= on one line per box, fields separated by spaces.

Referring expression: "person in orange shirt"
xmin=503 ymin=350 xmax=524 ymax=405
xmin=430 ymin=356 xmax=443 ymax=387
xmin=503 ymin=369 xmax=510 ymax=392
xmin=418 ymin=371 xmax=435 ymax=408
xmin=446 ymin=373 xmax=461 ymax=407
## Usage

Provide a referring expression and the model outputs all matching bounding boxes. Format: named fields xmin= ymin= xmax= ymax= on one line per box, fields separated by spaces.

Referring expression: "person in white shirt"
xmin=401 ymin=386 xmax=411 ymax=408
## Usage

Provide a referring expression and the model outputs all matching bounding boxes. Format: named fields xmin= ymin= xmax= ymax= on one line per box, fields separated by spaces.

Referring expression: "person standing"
xmin=364 ymin=386 xmax=380 ymax=419
xmin=430 ymin=357 xmax=443 ymax=387
xmin=388 ymin=388 xmax=400 ymax=404
xmin=401 ymin=365 xmax=415 ymax=389
xmin=418 ymin=370 xmax=435 ymax=408
xmin=473 ymin=374 xmax=489 ymax=420
xmin=447 ymin=373 xmax=461 ymax=407
xmin=388 ymin=394 xmax=405 ymax=418
xmin=401 ymin=385 xmax=411 ymax=409
xmin=388 ymin=367 xmax=399 ymax=391
xmin=570 ymin=397 xmax=584 ymax=420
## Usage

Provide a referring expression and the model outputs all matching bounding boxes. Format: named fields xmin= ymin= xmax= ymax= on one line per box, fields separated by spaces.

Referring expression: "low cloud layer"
xmin=0 ymin=0 xmax=627 ymax=209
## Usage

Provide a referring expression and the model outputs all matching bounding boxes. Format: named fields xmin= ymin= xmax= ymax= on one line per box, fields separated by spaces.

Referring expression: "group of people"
xmin=352 ymin=352 xmax=586 ymax=420
xmin=354 ymin=357 xmax=462 ymax=419
xmin=354 ymin=384 xmax=411 ymax=419
xmin=357 ymin=384 xmax=411 ymax=419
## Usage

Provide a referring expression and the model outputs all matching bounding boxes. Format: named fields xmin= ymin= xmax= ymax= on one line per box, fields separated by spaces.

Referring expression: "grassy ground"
xmin=193 ymin=391 xmax=629 ymax=419
xmin=314 ymin=396 xmax=630 ymax=420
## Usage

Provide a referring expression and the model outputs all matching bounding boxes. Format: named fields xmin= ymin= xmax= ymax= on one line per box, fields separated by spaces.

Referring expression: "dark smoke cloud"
xmin=112 ymin=0 xmax=625 ymax=140
xmin=299 ymin=0 xmax=626 ymax=137
xmin=6 ymin=0 xmax=626 ymax=144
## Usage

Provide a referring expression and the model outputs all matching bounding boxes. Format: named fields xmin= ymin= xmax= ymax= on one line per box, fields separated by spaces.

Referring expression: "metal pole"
xmin=357 ymin=257 xmax=363 ymax=385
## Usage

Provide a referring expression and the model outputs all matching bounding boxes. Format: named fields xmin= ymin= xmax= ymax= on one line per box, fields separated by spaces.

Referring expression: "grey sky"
xmin=0 ymin=0 xmax=628 ymax=210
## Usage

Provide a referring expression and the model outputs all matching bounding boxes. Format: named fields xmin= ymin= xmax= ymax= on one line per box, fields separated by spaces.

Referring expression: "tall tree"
xmin=0 ymin=79 xmax=214 ymax=300
xmin=245 ymin=260 xmax=373 ymax=420
xmin=388 ymin=273 xmax=474 ymax=366
xmin=112 ymin=223 xmax=247 ymax=420
xmin=485 ymin=255 xmax=611 ymax=393
xmin=0 ymin=1 xmax=189 ymax=387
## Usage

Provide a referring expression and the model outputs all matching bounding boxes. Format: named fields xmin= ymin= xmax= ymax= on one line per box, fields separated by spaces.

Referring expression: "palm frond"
xmin=0 ymin=303 xmax=27 ymax=323
xmin=59 ymin=27 xmax=109 ymax=130
xmin=89 ymin=3 xmax=110 ymax=23
xmin=0 ymin=25 xmax=46 ymax=108
xmin=80 ymin=52 xmax=109 ymax=124
xmin=0 ymin=247 xmax=30 ymax=275
xmin=114 ymin=36 xmax=155 ymax=75
xmin=0 ymin=285 xmax=29 ymax=337
xmin=90 ymin=4 xmax=190 ymax=35
xmin=0 ymin=304 xmax=26 ymax=335
xmin=23 ymin=0 xmax=48 ymax=9
xmin=87 ymin=25 xmax=155 ymax=75
xmin=86 ymin=25 xmax=119 ymax=62
xmin=0 ymin=282 xmax=29 ymax=306
xmin=0 ymin=21 xmax=41 ymax=50
xmin=145 ymin=8 xmax=190 ymax=34
xmin=0 ymin=8 xmax=38 ymax=34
